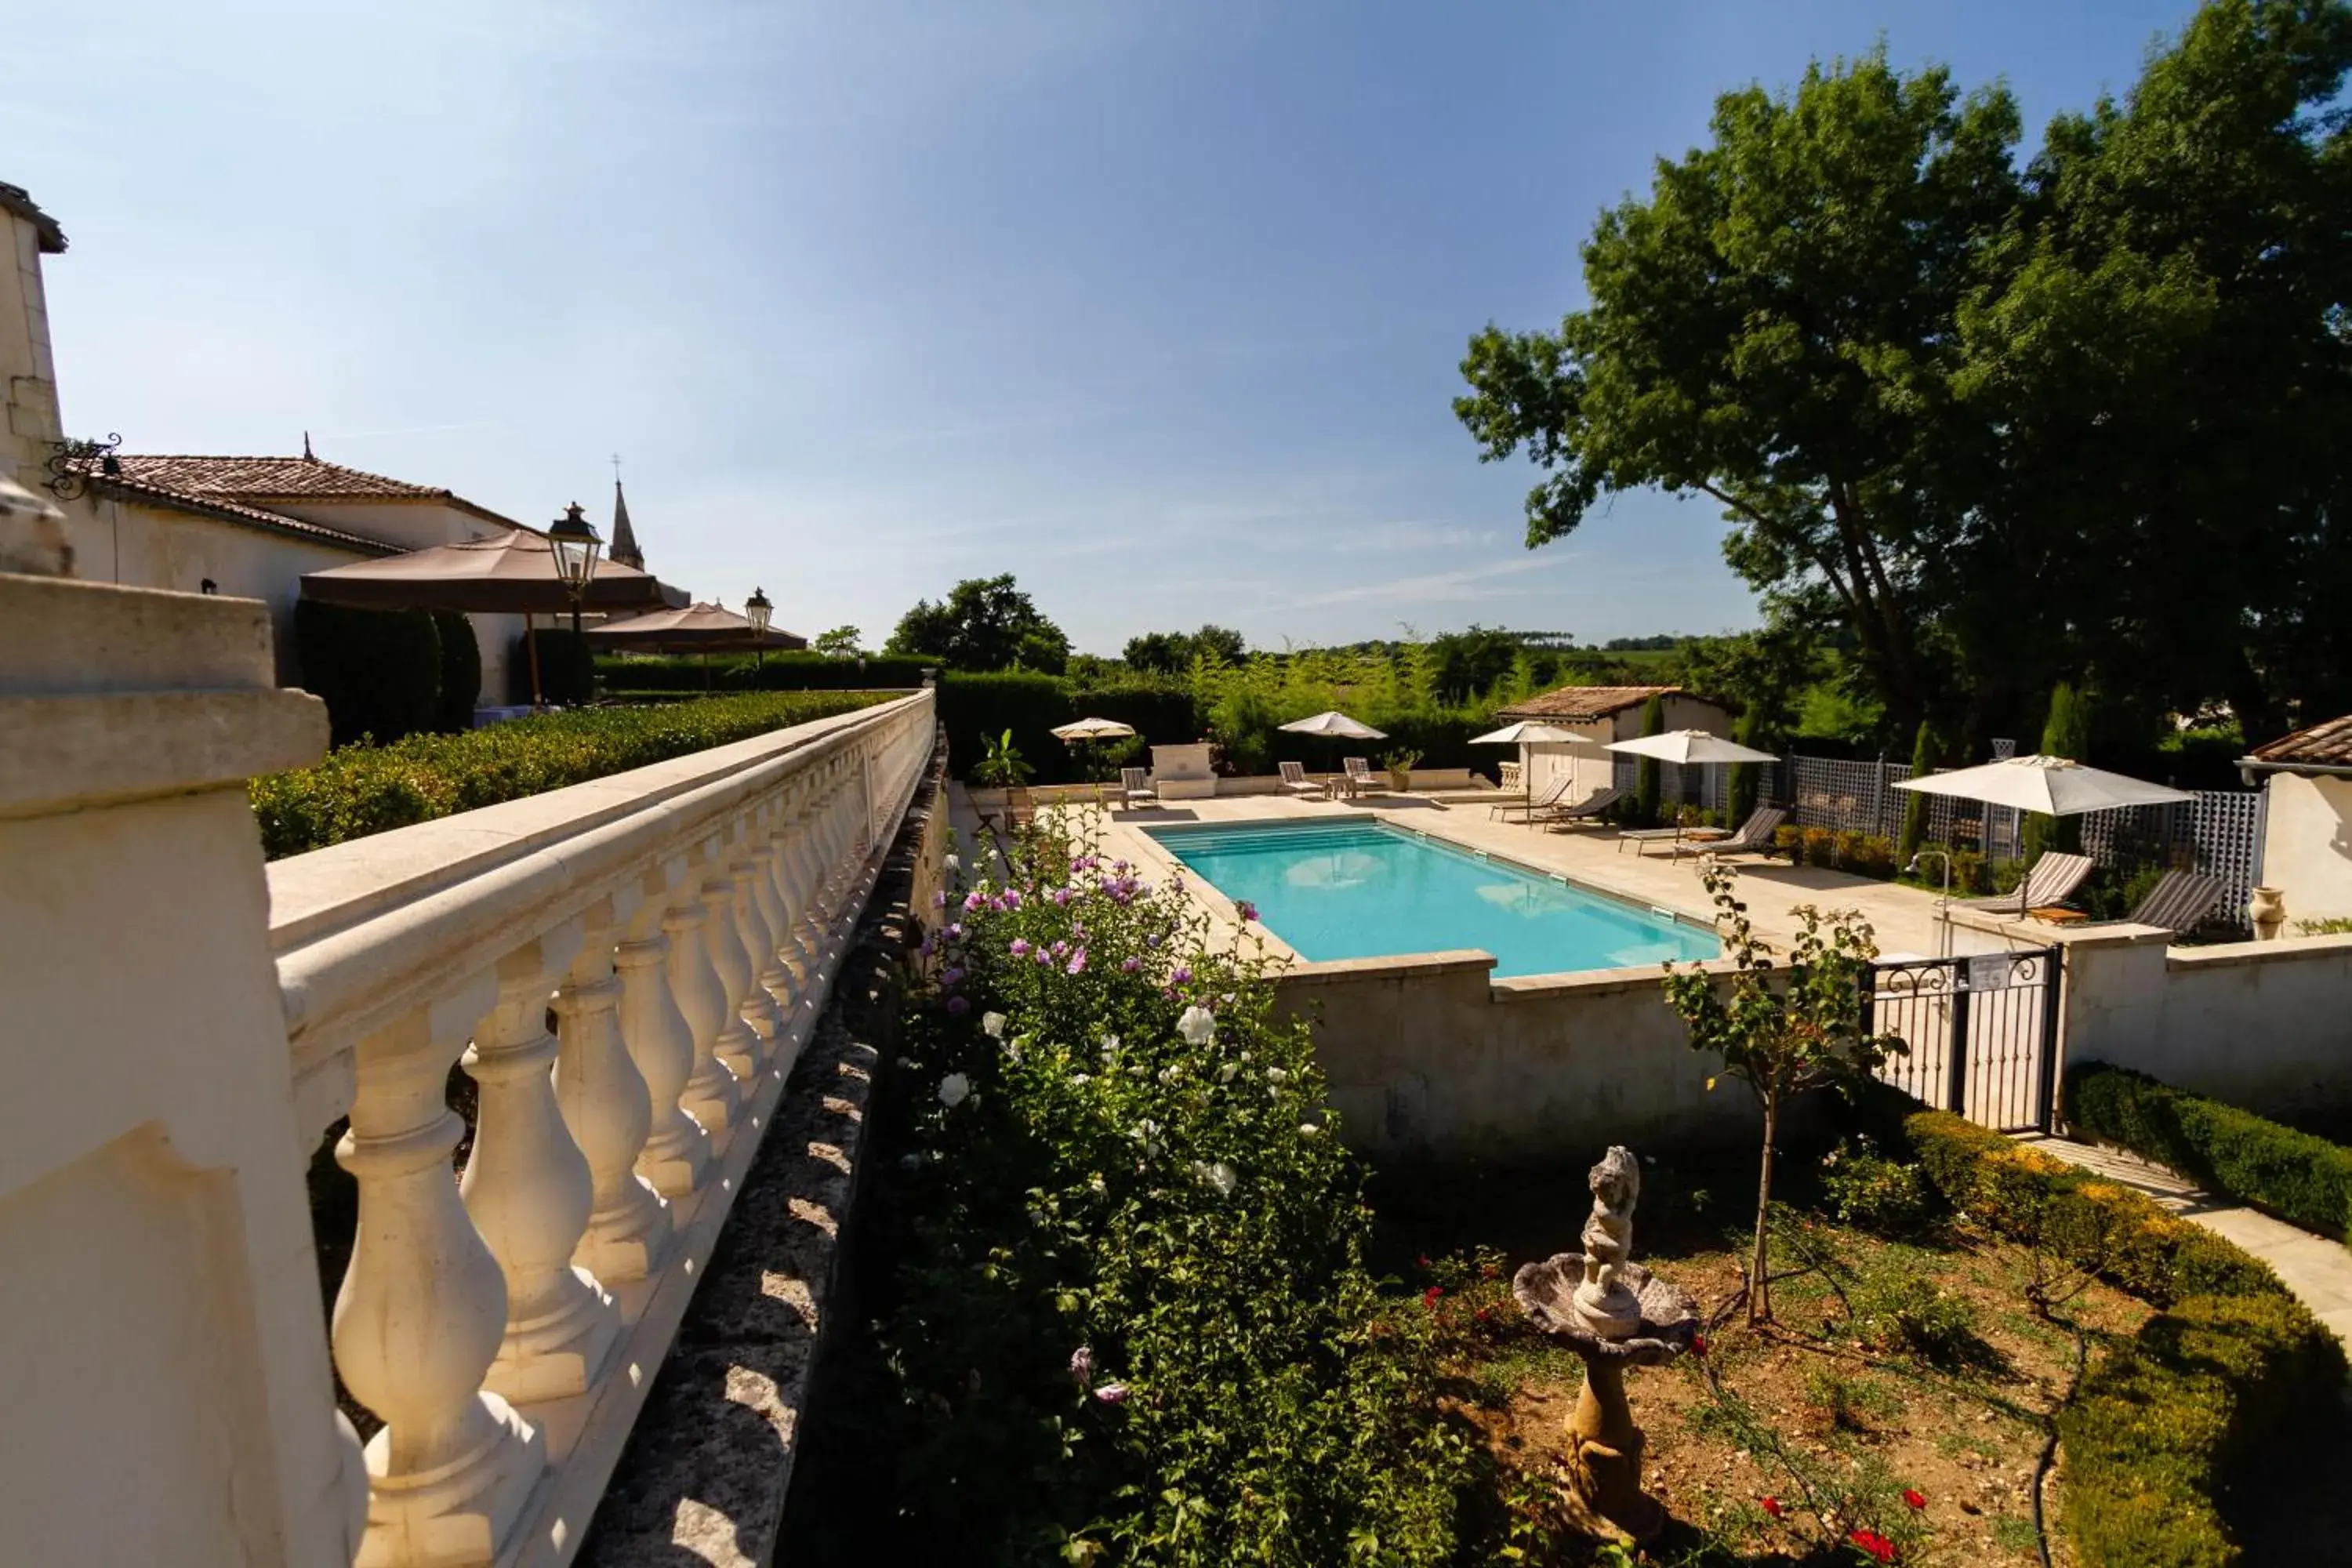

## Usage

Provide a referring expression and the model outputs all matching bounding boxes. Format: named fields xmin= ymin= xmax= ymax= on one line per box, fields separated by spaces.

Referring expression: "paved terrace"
xmin=953 ymin=786 xmax=2050 ymax=967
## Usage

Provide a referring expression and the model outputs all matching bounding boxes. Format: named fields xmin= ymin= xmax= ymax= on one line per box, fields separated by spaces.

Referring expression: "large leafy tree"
xmin=1123 ymin=624 xmax=1247 ymax=674
xmin=884 ymin=574 xmax=1072 ymax=673
xmin=1458 ymin=2 xmax=2352 ymax=745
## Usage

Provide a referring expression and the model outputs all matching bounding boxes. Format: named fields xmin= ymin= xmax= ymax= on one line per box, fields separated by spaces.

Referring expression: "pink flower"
xmin=942 ymin=967 xmax=964 ymax=986
xmin=1120 ymin=956 xmax=1142 ymax=973
xmin=1171 ymin=966 xmax=1192 ymax=985
xmin=1067 ymin=949 xmax=1087 ymax=975
xmin=1235 ymin=900 xmax=1258 ymax=922
xmin=1069 ymin=1345 xmax=1094 ymax=1385
xmin=1009 ymin=938 xmax=1030 ymax=957
xmin=1093 ymin=1382 xmax=1129 ymax=1404
xmin=946 ymin=996 xmax=969 ymax=1015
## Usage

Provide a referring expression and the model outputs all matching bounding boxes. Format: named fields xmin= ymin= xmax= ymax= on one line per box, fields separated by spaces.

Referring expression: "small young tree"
xmin=1634 ymin=692 xmax=1665 ymax=826
xmin=1663 ymin=869 xmax=1904 ymax=1323
xmin=1727 ymin=710 xmax=1766 ymax=827
xmin=1897 ymin=720 xmax=1940 ymax=862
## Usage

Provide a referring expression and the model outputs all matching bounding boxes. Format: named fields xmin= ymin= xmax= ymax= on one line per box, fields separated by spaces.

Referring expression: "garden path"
xmin=2019 ymin=1134 xmax=2352 ymax=1345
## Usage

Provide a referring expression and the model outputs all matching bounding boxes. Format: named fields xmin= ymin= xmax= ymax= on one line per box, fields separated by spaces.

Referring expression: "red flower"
xmin=1417 ymin=1254 xmax=1432 ymax=1270
xmin=1849 ymin=1527 xmax=1896 ymax=1563
xmin=1690 ymin=1332 xmax=1708 ymax=1357
xmin=1475 ymin=1306 xmax=1493 ymax=1322
xmin=1423 ymin=1285 xmax=1443 ymax=1308
xmin=1761 ymin=1496 xmax=1785 ymax=1519
xmin=1902 ymin=1488 xmax=1926 ymax=1511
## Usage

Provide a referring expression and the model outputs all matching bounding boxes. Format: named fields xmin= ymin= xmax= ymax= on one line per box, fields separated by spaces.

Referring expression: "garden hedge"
xmin=595 ymin=651 xmax=934 ymax=691
xmin=249 ymin=691 xmax=887 ymax=859
xmin=511 ymin=626 xmax=595 ymax=706
xmin=1904 ymin=1110 xmax=2345 ymax=1566
xmin=2066 ymin=1062 xmax=2352 ymax=1246
xmin=430 ymin=609 xmax=481 ymax=732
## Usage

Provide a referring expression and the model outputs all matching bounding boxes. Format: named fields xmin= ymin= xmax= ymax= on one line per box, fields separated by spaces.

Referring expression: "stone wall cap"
xmin=0 ymin=573 xmax=281 ymax=695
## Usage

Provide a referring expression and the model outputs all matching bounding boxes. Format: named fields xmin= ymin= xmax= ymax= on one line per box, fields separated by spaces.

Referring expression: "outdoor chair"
xmin=1116 ymin=767 xmax=1156 ymax=811
xmin=1534 ymin=785 xmax=1627 ymax=830
xmin=1277 ymin=760 xmax=1323 ymax=800
xmin=2129 ymin=869 xmax=2228 ymax=934
xmin=1661 ymin=805 xmax=1788 ymax=860
xmin=1494 ymin=775 xmax=1568 ymax=822
xmin=1954 ymin=851 xmax=2093 ymax=916
xmin=1343 ymin=757 xmax=1385 ymax=797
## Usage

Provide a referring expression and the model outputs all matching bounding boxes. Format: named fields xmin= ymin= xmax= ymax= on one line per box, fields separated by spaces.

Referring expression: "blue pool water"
xmin=1149 ymin=820 xmax=1719 ymax=977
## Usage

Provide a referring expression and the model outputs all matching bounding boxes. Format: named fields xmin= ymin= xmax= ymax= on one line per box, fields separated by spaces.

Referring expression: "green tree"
xmin=1728 ymin=710 xmax=1766 ymax=829
xmin=1664 ymin=871 xmax=1902 ymax=1324
xmin=885 ymin=575 xmax=1071 ymax=673
xmin=811 ymin=624 xmax=863 ymax=659
xmin=1633 ymin=692 xmax=1665 ymax=826
xmin=1427 ymin=624 xmax=1523 ymax=704
xmin=1126 ymin=625 xmax=1247 ymax=673
xmin=1189 ymin=623 xmax=1247 ymax=666
xmin=2024 ymin=682 xmax=2092 ymax=859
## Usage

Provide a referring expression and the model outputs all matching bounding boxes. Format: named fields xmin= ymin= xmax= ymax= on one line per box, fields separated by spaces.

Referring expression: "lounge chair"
xmin=1651 ymin=806 xmax=1788 ymax=859
xmin=2129 ymin=869 xmax=2227 ymax=933
xmin=1494 ymin=775 xmax=1566 ymax=822
xmin=1115 ymin=767 xmax=1156 ymax=811
xmin=1342 ymin=757 xmax=1385 ymax=797
xmin=1534 ymin=785 xmax=1627 ymax=830
xmin=1955 ymin=851 xmax=2093 ymax=916
xmin=1277 ymin=760 xmax=1323 ymax=800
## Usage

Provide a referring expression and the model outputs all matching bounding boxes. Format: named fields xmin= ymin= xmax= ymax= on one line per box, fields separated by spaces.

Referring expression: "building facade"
xmin=1495 ymin=684 xmax=1735 ymax=808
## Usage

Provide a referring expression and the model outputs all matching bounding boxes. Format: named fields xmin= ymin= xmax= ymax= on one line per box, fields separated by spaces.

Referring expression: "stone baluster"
xmin=726 ymin=822 xmax=785 ymax=1056
xmin=698 ymin=833 xmax=763 ymax=1083
xmin=334 ymin=979 xmax=545 ymax=1568
xmin=764 ymin=788 xmax=815 ymax=996
xmin=777 ymin=783 xmax=826 ymax=981
xmin=552 ymin=895 xmax=673 ymax=1283
xmin=744 ymin=808 xmax=804 ymax=1059
xmin=462 ymin=926 xmax=622 ymax=1405
xmin=618 ymin=859 xmax=712 ymax=1197
xmin=664 ymin=851 xmax=742 ymax=1135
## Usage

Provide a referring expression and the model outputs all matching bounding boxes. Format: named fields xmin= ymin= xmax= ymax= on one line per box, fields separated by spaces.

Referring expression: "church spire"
xmin=609 ymin=466 xmax=644 ymax=570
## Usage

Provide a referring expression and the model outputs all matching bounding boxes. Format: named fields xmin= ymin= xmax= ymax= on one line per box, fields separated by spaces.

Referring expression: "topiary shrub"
xmin=1634 ymin=692 xmax=1664 ymax=825
xmin=510 ymin=626 xmax=595 ymax=705
xmin=430 ymin=610 xmax=481 ymax=731
xmin=2065 ymin=1063 xmax=2352 ymax=1246
xmin=295 ymin=599 xmax=442 ymax=747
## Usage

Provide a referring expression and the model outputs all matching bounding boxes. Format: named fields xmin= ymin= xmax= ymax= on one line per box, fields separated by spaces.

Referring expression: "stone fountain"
xmin=1512 ymin=1145 xmax=1697 ymax=1543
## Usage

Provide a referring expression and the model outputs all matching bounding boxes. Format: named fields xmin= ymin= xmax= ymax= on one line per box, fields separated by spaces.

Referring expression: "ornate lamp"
xmin=548 ymin=502 xmax=603 ymax=635
xmin=745 ymin=586 xmax=773 ymax=676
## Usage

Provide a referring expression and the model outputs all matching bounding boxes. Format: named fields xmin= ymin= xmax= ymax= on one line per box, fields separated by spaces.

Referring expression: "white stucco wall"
xmin=1 ymin=204 xmax=60 ymax=492
xmin=1275 ymin=952 xmax=1789 ymax=1160
xmin=2259 ymin=773 xmax=2352 ymax=924
xmin=2060 ymin=928 xmax=2352 ymax=1118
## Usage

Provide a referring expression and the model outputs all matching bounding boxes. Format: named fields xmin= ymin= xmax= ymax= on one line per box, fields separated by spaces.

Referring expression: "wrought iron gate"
xmin=1865 ymin=946 xmax=2064 ymax=1132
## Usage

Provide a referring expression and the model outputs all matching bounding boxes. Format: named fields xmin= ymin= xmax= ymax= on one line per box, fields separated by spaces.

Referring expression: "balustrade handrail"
xmin=270 ymin=691 xmax=929 ymax=1083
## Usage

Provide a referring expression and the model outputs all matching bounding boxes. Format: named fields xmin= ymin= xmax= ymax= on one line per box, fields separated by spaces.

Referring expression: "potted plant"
xmin=1381 ymin=747 xmax=1424 ymax=792
xmin=971 ymin=728 xmax=1034 ymax=804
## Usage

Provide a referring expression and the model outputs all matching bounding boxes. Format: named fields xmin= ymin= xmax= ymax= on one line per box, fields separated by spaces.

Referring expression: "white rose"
xmin=1265 ymin=1066 xmax=1289 ymax=1084
xmin=945 ymin=853 xmax=961 ymax=873
xmin=1216 ymin=1062 xmax=1238 ymax=1083
xmin=982 ymin=1011 xmax=1007 ymax=1040
xmin=1177 ymin=1005 xmax=1216 ymax=1047
xmin=938 ymin=1073 xmax=971 ymax=1108
xmin=1298 ymin=1122 xmax=1321 ymax=1138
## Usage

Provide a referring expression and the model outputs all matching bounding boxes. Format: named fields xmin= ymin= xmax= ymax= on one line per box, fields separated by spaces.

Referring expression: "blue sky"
xmin=11 ymin=0 xmax=2198 ymax=655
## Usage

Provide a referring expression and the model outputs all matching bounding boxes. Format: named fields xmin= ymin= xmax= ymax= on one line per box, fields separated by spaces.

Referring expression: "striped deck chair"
xmin=1956 ymin=851 xmax=2092 ymax=916
xmin=1278 ymin=760 xmax=1323 ymax=799
xmin=1535 ymin=785 xmax=1628 ymax=829
xmin=2130 ymin=869 xmax=2227 ymax=933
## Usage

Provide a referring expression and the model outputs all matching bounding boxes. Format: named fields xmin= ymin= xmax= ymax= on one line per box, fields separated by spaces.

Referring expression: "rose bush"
xmin=869 ymin=819 xmax=1468 ymax=1564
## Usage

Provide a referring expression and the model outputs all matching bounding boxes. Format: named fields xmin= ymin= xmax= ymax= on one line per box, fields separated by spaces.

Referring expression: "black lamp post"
xmin=549 ymin=502 xmax=603 ymax=637
xmin=745 ymin=586 xmax=773 ymax=677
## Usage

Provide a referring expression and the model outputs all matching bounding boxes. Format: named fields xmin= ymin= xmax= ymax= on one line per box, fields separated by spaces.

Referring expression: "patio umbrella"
xmin=587 ymin=601 xmax=808 ymax=691
xmin=1604 ymin=729 xmax=1779 ymax=765
xmin=1890 ymin=754 xmax=2194 ymax=816
xmin=302 ymin=531 xmax=673 ymax=709
xmin=1051 ymin=716 xmax=1139 ymax=783
xmin=1278 ymin=711 xmax=1387 ymax=740
xmin=1469 ymin=720 xmax=1577 ymax=745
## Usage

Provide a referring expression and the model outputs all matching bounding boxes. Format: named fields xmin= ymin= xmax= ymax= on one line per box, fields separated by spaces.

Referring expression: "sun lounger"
xmin=1277 ymin=760 xmax=1323 ymax=800
xmin=1955 ymin=851 xmax=2093 ymax=916
xmin=1657 ymin=806 xmax=1788 ymax=859
xmin=1342 ymin=757 xmax=1385 ymax=797
xmin=1494 ymin=775 xmax=1567 ymax=822
xmin=2129 ymin=869 xmax=2227 ymax=933
xmin=1535 ymin=785 xmax=1626 ymax=829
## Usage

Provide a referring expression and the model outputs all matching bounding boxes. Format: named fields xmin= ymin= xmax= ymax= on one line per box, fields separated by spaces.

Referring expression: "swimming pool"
xmin=1147 ymin=819 xmax=1719 ymax=977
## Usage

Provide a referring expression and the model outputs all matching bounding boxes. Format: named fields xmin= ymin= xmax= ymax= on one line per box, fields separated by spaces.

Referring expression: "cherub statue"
xmin=1570 ymin=1145 xmax=1642 ymax=1336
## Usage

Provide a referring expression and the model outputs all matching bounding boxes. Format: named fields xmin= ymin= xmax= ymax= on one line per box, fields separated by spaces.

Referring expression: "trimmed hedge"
xmin=2066 ymin=1063 xmax=2352 ymax=1246
xmin=430 ymin=609 xmax=481 ymax=732
xmin=596 ymin=651 xmax=934 ymax=691
xmin=512 ymin=627 xmax=595 ymax=706
xmin=1904 ymin=1110 xmax=2345 ymax=1566
xmin=249 ymin=691 xmax=888 ymax=859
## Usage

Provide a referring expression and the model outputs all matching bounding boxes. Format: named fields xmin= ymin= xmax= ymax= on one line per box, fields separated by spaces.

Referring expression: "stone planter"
xmin=2249 ymin=885 xmax=2287 ymax=942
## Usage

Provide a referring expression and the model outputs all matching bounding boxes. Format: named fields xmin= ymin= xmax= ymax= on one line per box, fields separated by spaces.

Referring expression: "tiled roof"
xmin=89 ymin=473 xmax=397 ymax=555
xmin=114 ymin=454 xmax=456 ymax=502
xmin=0 ymin=181 xmax=66 ymax=254
xmin=2247 ymin=713 xmax=2352 ymax=771
xmin=1497 ymin=684 xmax=1695 ymax=723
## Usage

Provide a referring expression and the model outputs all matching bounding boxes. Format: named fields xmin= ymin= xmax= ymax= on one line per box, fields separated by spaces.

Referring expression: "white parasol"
xmin=1890 ymin=755 xmax=2194 ymax=816
xmin=1605 ymin=729 xmax=1778 ymax=766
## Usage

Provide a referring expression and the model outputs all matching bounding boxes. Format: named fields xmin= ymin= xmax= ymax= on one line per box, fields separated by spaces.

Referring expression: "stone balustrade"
xmin=267 ymin=689 xmax=937 ymax=1567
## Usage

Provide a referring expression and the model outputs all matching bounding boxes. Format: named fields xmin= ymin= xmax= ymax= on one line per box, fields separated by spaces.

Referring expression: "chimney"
xmin=0 ymin=181 xmax=71 ymax=575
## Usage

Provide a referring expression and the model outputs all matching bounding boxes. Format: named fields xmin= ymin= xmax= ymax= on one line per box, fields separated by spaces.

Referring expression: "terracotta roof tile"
xmin=2248 ymin=713 xmax=2352 ymax=771
xmin=1496 ymin=684 xmax=1691 ymax=723
xmin=90 ymin=473 xmax=397 ymax=554
xmin=114 ymin=454 xmax=453 ymax=501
